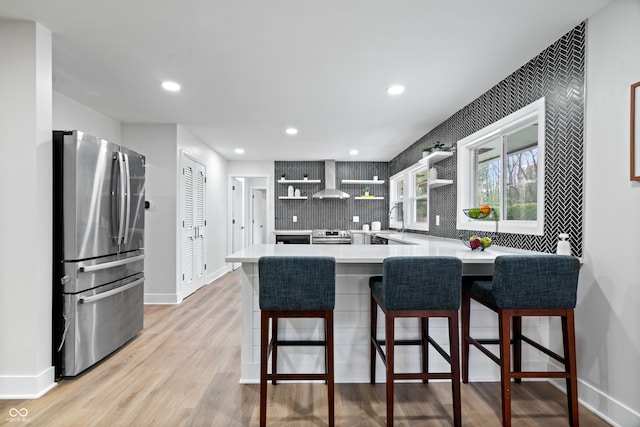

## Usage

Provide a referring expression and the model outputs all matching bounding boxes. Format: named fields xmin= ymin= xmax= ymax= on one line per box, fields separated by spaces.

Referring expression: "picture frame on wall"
xmin=631 ymin=81 xmax=640 ymax=180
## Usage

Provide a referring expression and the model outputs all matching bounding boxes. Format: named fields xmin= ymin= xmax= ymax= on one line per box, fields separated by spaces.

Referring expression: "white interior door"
xmin=231 ymin=178 xmax=245 ymax=269
xmin=251 ymin=188 xmax=267 ymax=245
xmin=181 ymin=154 xmax=207 ymax=298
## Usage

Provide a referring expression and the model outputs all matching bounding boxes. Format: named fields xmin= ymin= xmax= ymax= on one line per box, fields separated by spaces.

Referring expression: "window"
xmin=457 ymin=98 xmax=545 ymax=235
xmin=389 ymin=163 xmax=432 ymax=232
xmin=389 ymin=175 xmax=404 ymax=229
xmin=410 ymin=166 xmax=430 ymax=229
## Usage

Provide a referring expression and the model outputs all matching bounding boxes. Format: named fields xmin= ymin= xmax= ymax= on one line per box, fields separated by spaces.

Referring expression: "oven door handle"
xmin=79 ymin=278 xmax=144 ymax=304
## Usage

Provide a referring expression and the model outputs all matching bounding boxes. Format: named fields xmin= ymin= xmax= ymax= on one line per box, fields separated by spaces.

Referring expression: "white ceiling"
xmin=0 ymin=0 xmax=611 ymax=161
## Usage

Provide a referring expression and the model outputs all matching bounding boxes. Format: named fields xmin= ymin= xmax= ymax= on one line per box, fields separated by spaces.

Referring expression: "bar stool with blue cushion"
xmin=370 ymin=256 xmax=463 ymax=427
xmin=258 ymin=256 xmax=336 ymax=427
xmin=461 ymin=255 xmax=581 ymax=427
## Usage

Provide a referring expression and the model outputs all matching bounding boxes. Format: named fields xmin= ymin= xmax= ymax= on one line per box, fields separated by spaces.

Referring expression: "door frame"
xmin=227 ymin=174 xmax=273 ymax=271
xmin=250 ymin=187 xmax=267 ymax=245
xmin=179 ymin=150 xmax=207 ymax=301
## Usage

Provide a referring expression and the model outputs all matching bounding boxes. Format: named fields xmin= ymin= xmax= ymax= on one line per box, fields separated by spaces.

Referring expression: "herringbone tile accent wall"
xmin=275 ymin=161 xmax=390 ymax=230
xmin=389 ymin=23 xmax=585 ymax=256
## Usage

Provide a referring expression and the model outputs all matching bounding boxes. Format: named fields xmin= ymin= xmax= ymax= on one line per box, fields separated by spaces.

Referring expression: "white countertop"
xmin=226 ymin=235 xmax=538 ymax=264
xmin=273 ymin=230 xmax=313 ymax=235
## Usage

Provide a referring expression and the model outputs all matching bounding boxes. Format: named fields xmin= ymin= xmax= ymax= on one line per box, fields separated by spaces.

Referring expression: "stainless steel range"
xmin=312 ymin=229 xmax=352 ymax=244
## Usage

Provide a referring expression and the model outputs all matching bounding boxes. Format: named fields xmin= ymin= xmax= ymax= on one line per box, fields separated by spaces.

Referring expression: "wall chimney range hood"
xmin=312 ymin=160 xmax=350 ymax=199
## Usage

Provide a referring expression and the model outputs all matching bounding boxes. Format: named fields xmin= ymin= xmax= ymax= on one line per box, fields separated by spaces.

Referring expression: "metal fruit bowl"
xmin=462 ymin=236 xmax=492 ymax=251
xmin=462 ymin=207 xmax=492 ymax=219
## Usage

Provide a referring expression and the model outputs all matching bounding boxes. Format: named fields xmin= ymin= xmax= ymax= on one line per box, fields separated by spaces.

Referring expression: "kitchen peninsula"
xmin=225 ymin=236 xmax=546 ymax=384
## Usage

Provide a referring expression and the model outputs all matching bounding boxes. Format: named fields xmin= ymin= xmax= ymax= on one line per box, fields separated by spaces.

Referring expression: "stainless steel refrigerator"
xmin=52 ymin=130 xmax=145 ymax=378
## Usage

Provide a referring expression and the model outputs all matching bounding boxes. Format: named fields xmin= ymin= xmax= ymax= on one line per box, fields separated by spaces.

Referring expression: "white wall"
xmin=53 ymin=91 xmax=121 ymax=142
xmin=582 ymin=1 xmax=640 ymax=425
xmin=122 ymin=124 xmax=179 ymax=303
xmin=0 ymin=21 xmax=55 ymax=398
xmin=121 ymin=124 xmax=229 ymax=303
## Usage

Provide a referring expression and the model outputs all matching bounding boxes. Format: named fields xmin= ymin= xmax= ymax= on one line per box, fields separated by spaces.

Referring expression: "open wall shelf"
xmin=419 ymin=151 xmax=453 ymax=165
xmin=278 ymin=179 xmax=321 ymax=184
xmin=341 ymin=179 xmax=386 ymax=185
xmin=429 ymin=179 xmax=453 ymax=188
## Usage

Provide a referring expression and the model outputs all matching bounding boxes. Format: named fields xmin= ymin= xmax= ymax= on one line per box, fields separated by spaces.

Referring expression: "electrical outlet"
xmin=293 ymin=216 xmax=297 ymax=222
xmin=353 ymin=216 xmax=359 ymax=223
xmin=436 ymin=215 xmax=440 ymax=226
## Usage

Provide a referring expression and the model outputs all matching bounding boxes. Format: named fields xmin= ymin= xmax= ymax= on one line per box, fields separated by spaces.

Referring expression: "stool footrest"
xmin=375 ymin=339 xmax=425 ymax=346
xmin=469 ymin=336 xmax=566 ymax=365
xmin=393 ymin=372 xmax=454 ymax=381
xmin=266 ymin=373 xmax=329 ymax=381
xmin=275 ymin=339 xmax=326 ymax=347
xmin=467 ymin=337 xmax=501 ymax=365
xmin=520 ymin=334 xmax=565 ymax=363
xmin=510 ymin=371 xmax=573 ymax=379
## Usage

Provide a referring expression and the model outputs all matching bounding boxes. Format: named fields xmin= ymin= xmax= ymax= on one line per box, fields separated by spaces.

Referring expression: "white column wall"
xmin=0 ymin=21 xmax=55 ymax=398
xmin=582 ymin=1 xmax=640 ymax=425
xmin=121 ymin=124 xmax=229 ymax=304
xmin=122 ymin=124 xmax=179 ymax=303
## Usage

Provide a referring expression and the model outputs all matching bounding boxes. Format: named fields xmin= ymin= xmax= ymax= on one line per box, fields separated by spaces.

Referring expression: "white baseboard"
xmin=144 ymin=267 xmax=229 ymax=305
xmin=143 ymin=292 xmax=181 ymax=304
xmin=207 ymin=266 xmax=228 ymax=284
xmin=0 ymin=367 xmax=56 ymax=399
xmin=550 ymin=377 xmax=639 ymax=427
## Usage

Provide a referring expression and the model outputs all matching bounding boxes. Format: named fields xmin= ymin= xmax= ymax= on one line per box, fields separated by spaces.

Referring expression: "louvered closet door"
xmin=181 ymin=154 xmax=207 ymax=295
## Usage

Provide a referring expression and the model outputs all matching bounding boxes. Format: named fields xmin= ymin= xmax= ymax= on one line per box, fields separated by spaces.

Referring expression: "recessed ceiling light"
xmin=285 ymin=128 xmax=298 ymax=135
xmin=162 ymin=81 xmax=181 ymax=92
xmin=387 ymin=85 xmax=405 ymax=95
xmin=349 ymin=149 xmax=359 ymax=155
xmin=235 ymin=148 xmax=245 ymax=154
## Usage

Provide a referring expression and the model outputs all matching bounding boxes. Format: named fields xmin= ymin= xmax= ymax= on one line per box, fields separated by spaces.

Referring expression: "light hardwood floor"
xmin=1 ymin=270 xmax=610 ymax=426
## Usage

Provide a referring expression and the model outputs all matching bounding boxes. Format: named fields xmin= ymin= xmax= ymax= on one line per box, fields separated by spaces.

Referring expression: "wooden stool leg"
xmin=461 ymin=287 xmax=471 ymax=383
xmin=260 ymin=312 xmax=269 ymax=427
xmin=386 ymin=314 xmax=395 ymax=426
xmin=499 ymin=311 xmax=512 ymax=427
xmin=324 ymin=317 xmax=329 ymax=385
xmin=370 ymin=295 xmax=377 ymax=384
xmin=563 ymin=310 xmax=579 ymax=427
xmin=271 ymin=317 xmax=278 ymax=385
xmin=327 ymin=311 xmax=335 ymax=427
xmin=449 ymin=313 xmax=462 ymax=427
xmin=421 ymin=317 xmax=429 ymax=384
xmin=513 ymin=315 xmax=522 ymax=384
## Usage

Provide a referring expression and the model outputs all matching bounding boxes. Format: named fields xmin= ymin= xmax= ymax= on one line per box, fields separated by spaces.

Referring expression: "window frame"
xmin=409 ymin=164 xmax=430 ymax=231
xmin=389 ymin=162 xmax=432 ymax=232
xmin=456 ymin=98 xmax=546 ymax=236
xmin=389 ymin=173 xmax=405 ymax=229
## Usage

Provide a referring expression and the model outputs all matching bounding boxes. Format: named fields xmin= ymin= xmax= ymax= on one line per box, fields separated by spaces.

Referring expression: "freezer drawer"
xmin=61 ymin=274 xmax=144 ymax=376
xmin=61 ymin=250 xmax=144 ymax=294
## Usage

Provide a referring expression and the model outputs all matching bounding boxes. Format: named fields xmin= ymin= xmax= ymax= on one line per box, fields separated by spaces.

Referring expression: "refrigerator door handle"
xmin=79 ymin=278 xmax=144 ymax=304
xmin=78 ymin=254 xmax=145 ymax=273
xmin=122 ymin=152 xmax=131 ymax=245
xmin=116 ymin=152 xmax=127 ymax=245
